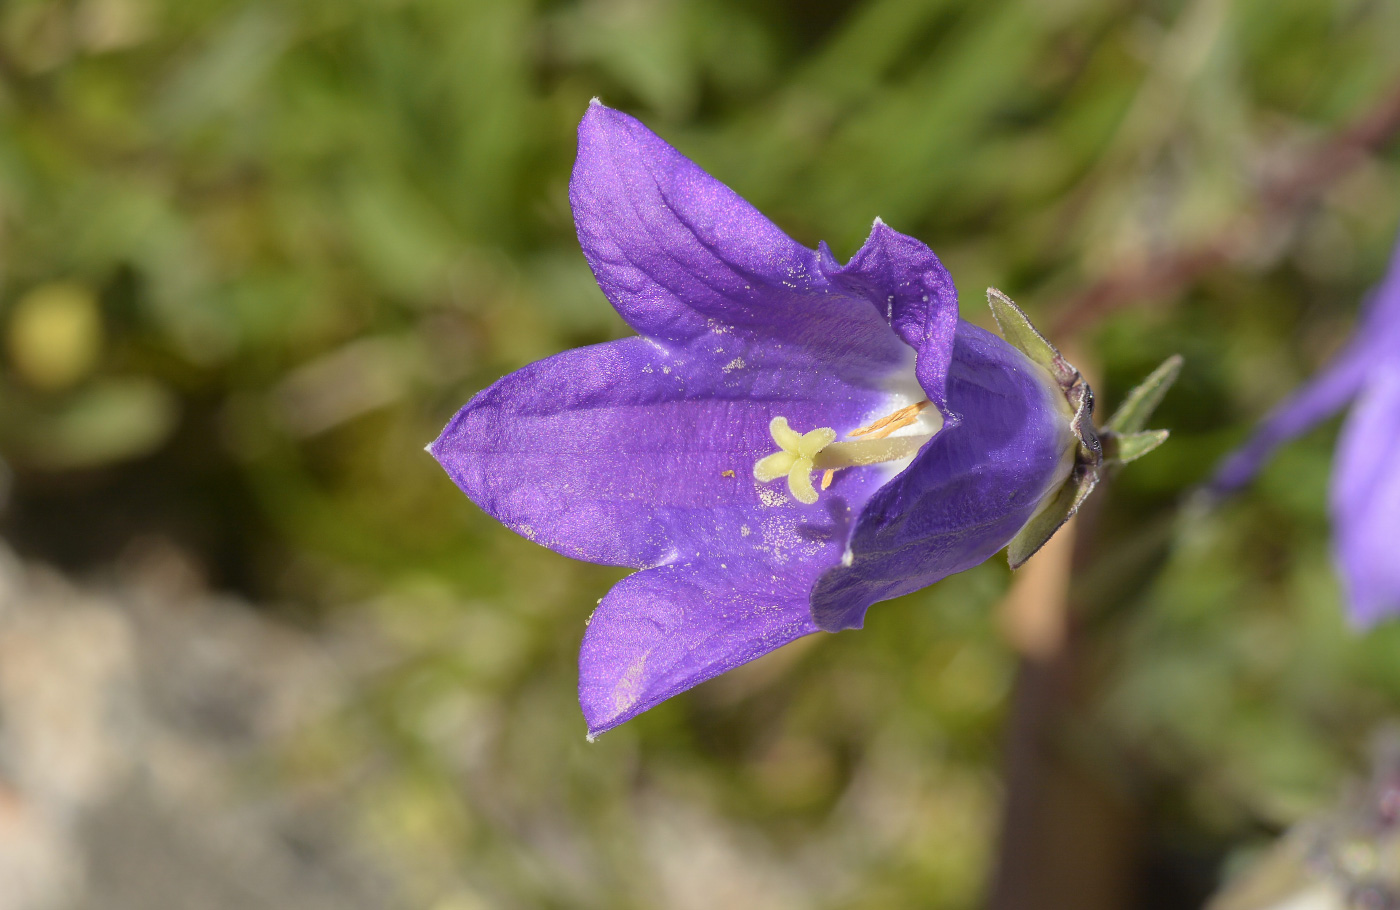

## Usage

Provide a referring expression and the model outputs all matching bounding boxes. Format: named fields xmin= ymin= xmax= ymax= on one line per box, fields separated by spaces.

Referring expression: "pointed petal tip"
xmin=579 ymin=692 xmax=636 ymax=739
xmin=578 ymin=97 xmax=625 ymax=136
xmin=848 ymin=217 xmax=895 ymax=252
xmin=426 ymin=414 xmax=463 ymax=464
xmin=865 ymin=216 xmax=894 ymax=241
xmin=425 ymin=429 xmax=450 ymax=464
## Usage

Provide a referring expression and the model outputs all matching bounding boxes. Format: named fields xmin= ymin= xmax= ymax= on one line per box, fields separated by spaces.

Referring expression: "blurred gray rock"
xmin=0 ymin=542 xmax=400 ymax=910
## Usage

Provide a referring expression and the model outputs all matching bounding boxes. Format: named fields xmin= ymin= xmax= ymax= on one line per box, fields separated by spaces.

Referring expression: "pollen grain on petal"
xmin=612 ymin=653 xmax=649 ymax=716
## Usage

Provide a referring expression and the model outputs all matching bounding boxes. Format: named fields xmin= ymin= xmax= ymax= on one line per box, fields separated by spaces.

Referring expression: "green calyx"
xmin=987 ymin=289 xmax=1178 ymax=569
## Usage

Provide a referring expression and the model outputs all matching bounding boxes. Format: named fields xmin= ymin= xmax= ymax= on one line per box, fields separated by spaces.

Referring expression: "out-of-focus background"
xmin=0 ymin=0 xmax=1398 ymax=907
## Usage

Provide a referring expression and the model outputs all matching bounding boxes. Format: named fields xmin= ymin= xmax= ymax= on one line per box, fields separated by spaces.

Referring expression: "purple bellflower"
xmin=1210 ymin=230 xmax=1400 ymax=627
xmin=430 ymin=102 xmax=1152 ymax=737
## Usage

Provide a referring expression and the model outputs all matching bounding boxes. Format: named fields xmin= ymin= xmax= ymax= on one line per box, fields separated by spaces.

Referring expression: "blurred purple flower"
xmin=1210 ymin=231 xmax=1400 ymax=626
xmin=430 ymin=102 xmax=1083 ymax=735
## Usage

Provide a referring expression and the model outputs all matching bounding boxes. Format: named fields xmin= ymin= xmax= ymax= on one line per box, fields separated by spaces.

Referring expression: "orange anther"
xmin=851 ymin=400 xmax=930 ymax=440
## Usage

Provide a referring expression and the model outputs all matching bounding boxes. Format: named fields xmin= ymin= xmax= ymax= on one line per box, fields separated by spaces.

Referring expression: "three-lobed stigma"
xmin=753 ymin=417 xmax=836 ymax=504
xmin=753 ymin=403 xmax=941 ymax=505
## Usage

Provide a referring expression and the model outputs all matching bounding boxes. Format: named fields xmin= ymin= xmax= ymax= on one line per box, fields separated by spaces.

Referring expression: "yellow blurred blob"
xmin=6 ymin=282 xmax=102 ymax=391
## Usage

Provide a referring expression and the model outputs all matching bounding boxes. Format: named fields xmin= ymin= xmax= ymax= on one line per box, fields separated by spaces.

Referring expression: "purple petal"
xmin=431 ymin=336 xmax=891 ymax=568
xmin=1208 ymin=232 xmax=1400 ymax=495
xmin=569 ymin=102 xmax=907 ymax=385
xmin=1357 ymin=224 xmax=1400 ymax=332
xmin=822 ymin=220 xmax=960 ymax=416
xmin=1208 ymin=340 xmax=1375 ymax=495
xmin=579 ymin=560 xmax=820 ymax=736
xmin=813 ymin=323 xmax=1075 ymax=631
xmin=1330 ymin=362 xmax=1400 ymax=626
xmin=437 ymin=103 xmax=1024 ymax=733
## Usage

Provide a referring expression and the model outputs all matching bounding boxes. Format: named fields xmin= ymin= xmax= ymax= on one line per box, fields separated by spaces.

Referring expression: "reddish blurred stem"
xmin=985 ymin=492 xmax=1141 ymax=910
xmin=1050 ymin=78 xmax=1400 ymax=338
xmin=982 ymin=82 xmax=1400 ymax=908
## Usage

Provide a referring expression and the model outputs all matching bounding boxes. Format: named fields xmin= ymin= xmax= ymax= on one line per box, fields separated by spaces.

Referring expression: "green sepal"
xmin=986 ymin=288 xmax=1100 ymax=461
xmin=1007 ymin=466 xmax=1098 ymax=570
xmin=987 ymin=290 xmax=1180 ymax=570
xmin=1102 ymin=429 xmax=1170 ymax=465
xmin=987 ymin=288 xmax=1079 ymax=389
xmin=987 ymin=288 xmax=1103 ymax=569
xmin=1103 ymin=354 xmax=1182 ymax=435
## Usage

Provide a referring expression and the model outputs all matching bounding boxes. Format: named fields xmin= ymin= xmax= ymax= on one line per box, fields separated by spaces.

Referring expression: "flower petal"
xmin=812 ymin=323 xmax=1076 ymax=631
xmin=1330 ymin=362 xmax=1400 ymax=626
xmin=578 ymin=561 xmax=819 ymax=736
xmin=1211 ymin=227 xmax=1400 ymax=495
xmin=822 ymin=220 xmax=960 ymax=416
xmin=569 ymin=102 xmax=907 ymax=385
xmin=1358 ymin=226 xmax=1400 ymax=333
xmin=1208 ymin=337 xmax=1376 ymax=494
xmin=431 ymin=336 xmax=890 ymax=568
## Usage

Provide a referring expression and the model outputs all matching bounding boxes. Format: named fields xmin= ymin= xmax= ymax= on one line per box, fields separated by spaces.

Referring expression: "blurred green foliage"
xmin=1 ymin=0 xmax=1400 ymax=906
